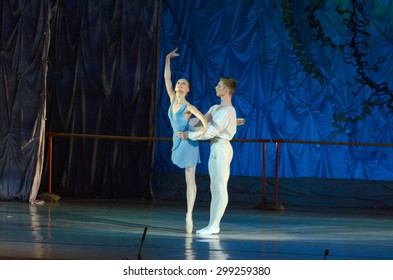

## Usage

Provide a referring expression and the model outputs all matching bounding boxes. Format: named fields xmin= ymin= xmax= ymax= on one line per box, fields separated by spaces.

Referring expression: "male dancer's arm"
xmin=178 ymin=109 xmax=231 ymax=140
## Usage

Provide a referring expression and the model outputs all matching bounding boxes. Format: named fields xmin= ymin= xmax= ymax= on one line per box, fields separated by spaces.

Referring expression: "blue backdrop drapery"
xmin=1 ymin=0 xmax=392 ymax=203
xmin=154 ymin=0 xmax=393 ymax=181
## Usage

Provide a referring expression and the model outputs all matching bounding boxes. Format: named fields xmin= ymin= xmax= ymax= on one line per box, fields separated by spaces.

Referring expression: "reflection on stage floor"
xmin=1 ymin=198 xmax=393 ymax=260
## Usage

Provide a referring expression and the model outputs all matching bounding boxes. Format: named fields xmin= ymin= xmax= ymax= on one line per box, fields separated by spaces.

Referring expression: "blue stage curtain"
xmin=155 ymin=0 xmax=393 ymax=180
xmin=2 ymin=0 xmax=392 ymax=202
xmin=0 ymin=1 xmax=50 ymax=202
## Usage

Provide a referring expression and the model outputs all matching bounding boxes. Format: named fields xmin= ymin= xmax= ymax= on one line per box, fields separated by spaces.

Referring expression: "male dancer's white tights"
xmin=197 ymin=140 xmax=233 ymax=235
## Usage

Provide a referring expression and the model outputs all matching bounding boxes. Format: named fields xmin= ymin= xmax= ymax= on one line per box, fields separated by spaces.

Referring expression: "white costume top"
xmin=189 ymin=105 xmax=237 ymax=141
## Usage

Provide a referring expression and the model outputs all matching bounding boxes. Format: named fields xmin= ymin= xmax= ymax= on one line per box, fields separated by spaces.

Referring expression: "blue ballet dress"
xmin=168 ymin=102 xmax=200 ymax=168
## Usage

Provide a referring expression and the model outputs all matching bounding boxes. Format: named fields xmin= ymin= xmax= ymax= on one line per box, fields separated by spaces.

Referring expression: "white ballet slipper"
xmin=196 ymin=226 xmax=220 ymax=235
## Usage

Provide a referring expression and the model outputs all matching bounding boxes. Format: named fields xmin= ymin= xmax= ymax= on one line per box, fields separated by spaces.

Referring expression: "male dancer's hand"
xmin=177 ymin=131 xmax=189 ymax=140
xmin=200 ymin=126 xmax=208 ymax=137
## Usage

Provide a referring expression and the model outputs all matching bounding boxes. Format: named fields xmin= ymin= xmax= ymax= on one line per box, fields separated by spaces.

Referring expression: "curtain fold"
xmin=155 ymin=0 xmax=393 ymax=181
xmin=0 ymin=1 xmax=51 ymax=201
xmin=2 ymin=0 xmax=393 ymax=202
xmin=43 ymin=0 xmax=160 ymax=199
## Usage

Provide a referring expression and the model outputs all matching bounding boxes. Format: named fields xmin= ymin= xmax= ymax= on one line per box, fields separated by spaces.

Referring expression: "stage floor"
xmin=1 ymin=198 xmax=393 ymax=260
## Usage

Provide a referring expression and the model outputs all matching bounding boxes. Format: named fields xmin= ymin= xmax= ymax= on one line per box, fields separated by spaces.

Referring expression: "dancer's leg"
xmin=197 ymin=143 xmax=233 ymax=235
xmin=196 ymin=145 xmax=217 ymax=234
xmin=185 ymin=166 xmax=197 ymax=233
xmin=207 ymin=147 xmax=219 ymax=229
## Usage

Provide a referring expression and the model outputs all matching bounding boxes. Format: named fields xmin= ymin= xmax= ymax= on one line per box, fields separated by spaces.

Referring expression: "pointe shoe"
xmin=196 ymin=226 xmax=220 ymax=235
xmin=186 ymin=216 xmax=193 ymax=234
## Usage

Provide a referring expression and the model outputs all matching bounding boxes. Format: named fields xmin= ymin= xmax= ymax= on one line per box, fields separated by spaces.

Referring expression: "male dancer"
xmin=178 ymin=77 xmax=237 ymax=235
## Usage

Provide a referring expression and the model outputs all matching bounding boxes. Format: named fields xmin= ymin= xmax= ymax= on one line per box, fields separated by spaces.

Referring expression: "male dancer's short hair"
xmin=220 ymin=77 xmax=237 ymax=95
